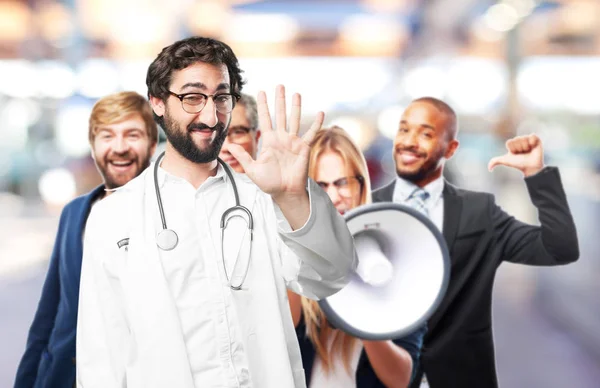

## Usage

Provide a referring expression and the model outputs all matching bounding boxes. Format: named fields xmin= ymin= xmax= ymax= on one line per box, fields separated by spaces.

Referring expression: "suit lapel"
xmin=372 ymin=180 xmax=395 ymax=202
xmin=442 ymin=182 xmax=462 ymax=254
xmin=72 ymin=185 xmax=105 ymax=288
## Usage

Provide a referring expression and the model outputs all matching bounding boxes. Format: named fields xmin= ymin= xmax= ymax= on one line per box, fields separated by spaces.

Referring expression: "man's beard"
xmin=162 ymin=111 xmax=228 ymax=164
xmin=395 ymin=147 xmax=445 ymax=183
xmin=96 ymin=150 xmax=151 ymax=190
xmin=396 ymin=165 xmax=432 ymax=183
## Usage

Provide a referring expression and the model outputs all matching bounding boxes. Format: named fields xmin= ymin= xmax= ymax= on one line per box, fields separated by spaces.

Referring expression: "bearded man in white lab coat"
xmin=76 ymin=36 xmax=358 ymax=388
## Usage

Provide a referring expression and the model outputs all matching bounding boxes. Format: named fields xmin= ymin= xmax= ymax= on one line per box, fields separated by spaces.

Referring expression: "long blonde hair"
xmin=303 ymin=125 xmax=372 ymax=373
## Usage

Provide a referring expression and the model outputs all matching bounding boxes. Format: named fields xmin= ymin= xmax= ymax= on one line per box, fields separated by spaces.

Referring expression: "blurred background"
xmin=1 ymin=0 xmax=599 ymax=386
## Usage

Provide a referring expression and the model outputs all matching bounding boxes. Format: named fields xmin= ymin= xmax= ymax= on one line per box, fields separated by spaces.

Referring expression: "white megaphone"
xmin=318 ymin=203 xmax=450 ymax=340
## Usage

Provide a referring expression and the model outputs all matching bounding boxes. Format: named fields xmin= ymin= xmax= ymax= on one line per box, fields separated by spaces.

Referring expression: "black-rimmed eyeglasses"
xmin=168 ymin=91 xmax=240 ymax=114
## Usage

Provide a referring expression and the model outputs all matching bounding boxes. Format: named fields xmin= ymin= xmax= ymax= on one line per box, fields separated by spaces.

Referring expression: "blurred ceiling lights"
xmin=37 ymin=2 xmax=74 ymax=44
xmin=338 ymin=14 xmax=409 ymax=56
xmin=77 ymin=59 xmax=120 ymax=98
xmin=361 ymin=0 xmax=415 ymax=13
xmin=474 ymin=0 xmax=537 ymax=41
xmin=187 ymin=0 xmax=231 ymax=37
xmin=0 ymin=1 xmax=31 ymax=42
xmin=38 ymin=168 xmax=77 ymax=207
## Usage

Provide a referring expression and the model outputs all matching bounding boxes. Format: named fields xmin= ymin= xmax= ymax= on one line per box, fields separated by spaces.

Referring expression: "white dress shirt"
xmin=392 ymin=176 xmax=445 ymax=231
xmin=156 ymin=166 xmax=251 ymax=387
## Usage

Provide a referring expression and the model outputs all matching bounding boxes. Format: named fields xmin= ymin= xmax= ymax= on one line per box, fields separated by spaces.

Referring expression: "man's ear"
xmin=445 ymin=139 xmax=459 ymax=160
xmin=149 ymin=96 xmax=165 ymax=117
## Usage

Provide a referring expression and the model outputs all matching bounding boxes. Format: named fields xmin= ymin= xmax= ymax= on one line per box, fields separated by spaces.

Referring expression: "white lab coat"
xmin=76 ymin=165 xmax=357 ymax=388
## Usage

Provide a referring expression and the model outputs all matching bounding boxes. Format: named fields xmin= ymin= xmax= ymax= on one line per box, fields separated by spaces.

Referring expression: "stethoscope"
xmin=153 ymin=151 xmax=253 ymax=290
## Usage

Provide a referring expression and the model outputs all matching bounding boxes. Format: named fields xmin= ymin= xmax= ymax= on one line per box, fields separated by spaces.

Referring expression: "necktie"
xmin=407 ymin=188 xmax=430 ymax=217
xmin=408 ymin=187 xmax=431 ymax=388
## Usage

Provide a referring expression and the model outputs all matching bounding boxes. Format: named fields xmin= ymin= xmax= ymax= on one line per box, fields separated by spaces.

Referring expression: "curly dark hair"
xmin=146 ymin=36 xmax=245 ymax=110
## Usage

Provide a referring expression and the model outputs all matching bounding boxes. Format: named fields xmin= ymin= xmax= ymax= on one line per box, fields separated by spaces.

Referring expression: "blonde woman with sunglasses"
xmin=289 ymin=126 xmax=427 ymax=388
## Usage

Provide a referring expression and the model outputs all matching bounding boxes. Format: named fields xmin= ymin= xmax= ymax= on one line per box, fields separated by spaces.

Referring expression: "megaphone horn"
xmin=318 ymin=202 xmax=450 ymax=340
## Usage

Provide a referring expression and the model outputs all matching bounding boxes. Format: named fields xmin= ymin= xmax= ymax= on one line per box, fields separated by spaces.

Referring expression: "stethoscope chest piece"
xmin=153 ymin=151 xmax=253 ymax=289
xmin=156 ymin=228 xmax=178 ymax=251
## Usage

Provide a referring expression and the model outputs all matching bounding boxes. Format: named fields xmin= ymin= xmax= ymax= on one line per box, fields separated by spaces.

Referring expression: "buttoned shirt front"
xmin=156 ymin=165 xmax=252 ymax=387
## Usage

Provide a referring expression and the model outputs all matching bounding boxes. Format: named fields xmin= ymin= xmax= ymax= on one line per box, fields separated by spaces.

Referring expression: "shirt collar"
xmin=392 ymin=174 xmax=444 ymax=204
xmin=155 ymin=160 xmax=227 ymax=190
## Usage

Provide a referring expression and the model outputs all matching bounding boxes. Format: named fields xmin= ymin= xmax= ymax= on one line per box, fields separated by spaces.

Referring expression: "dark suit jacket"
xmin=372 ymin=167 xmax=579 ymax=388
xmin=15 ymin=186 xmax=104 ymax=388
xmin=296 ymin=315 xmax=427 ymax=387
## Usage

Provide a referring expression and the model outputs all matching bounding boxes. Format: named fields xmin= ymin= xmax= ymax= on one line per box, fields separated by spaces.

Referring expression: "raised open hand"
xmin=226 ymin=85 xmax=324 ymax=199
